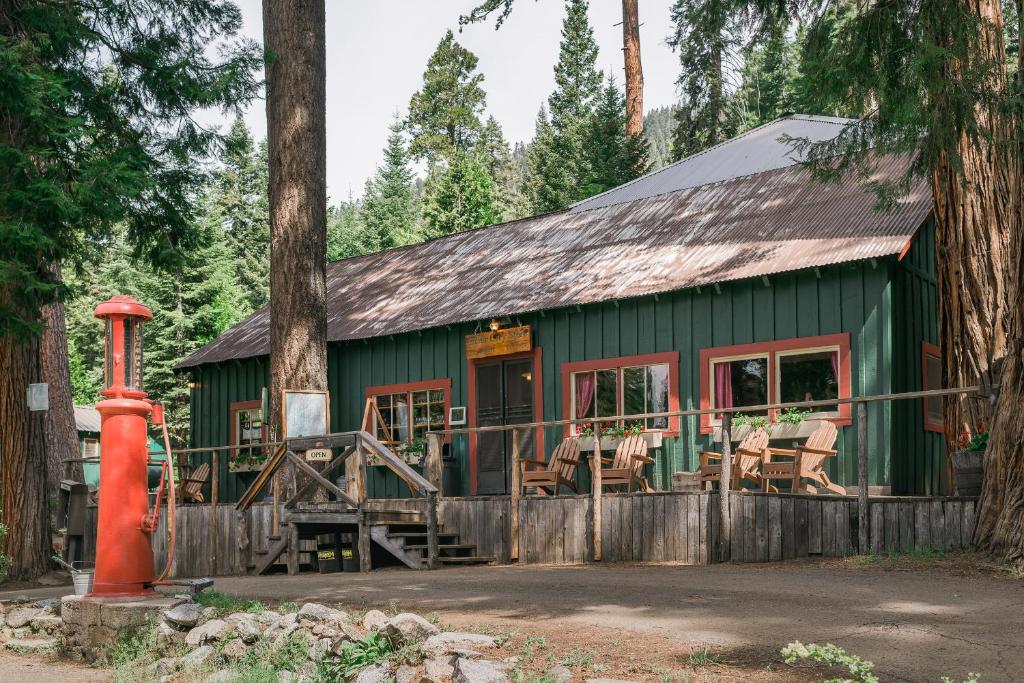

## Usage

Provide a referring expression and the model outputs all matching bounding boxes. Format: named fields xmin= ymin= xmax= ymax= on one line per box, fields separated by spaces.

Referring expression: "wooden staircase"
xmin=373 ymin=522 xmax=493 ymax=568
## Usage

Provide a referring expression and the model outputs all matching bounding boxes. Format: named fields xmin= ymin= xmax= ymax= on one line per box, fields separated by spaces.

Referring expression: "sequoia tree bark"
xmin=263 ymin=0 xmax=328 ymax=441
xmin=0 ymin=286 xmax=53 ymax=580
xmin=929 ymin=0 xmax=1024 ymax=566
xmin=621 ymin=0 xmax=644 ymax=137
xmin=41 ymin=262 xmax=80 ymax=494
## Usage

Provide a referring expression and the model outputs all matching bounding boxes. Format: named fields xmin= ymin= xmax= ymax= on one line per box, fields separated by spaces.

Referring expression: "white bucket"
xmin=71 ymin=568 xmax=94 ymax=595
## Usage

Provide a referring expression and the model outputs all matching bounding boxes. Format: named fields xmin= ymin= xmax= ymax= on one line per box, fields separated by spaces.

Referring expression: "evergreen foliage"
xmin=737 ymin=17 xmax=799 ymax=127
xmin=422 ymin=151 xmax=500 ymax=238
xmin=405 ymin=30 xmax=487 ymax=163
xmin=361 ymin=117 xmax=421 ymax=252
xmin=479 ymin=116 xmax=528 ymax=221
xmin=644 ymin=106 xmax=678 ymax=170
xmin=326 ymin=199 xmax=366 ymax=262
xmin=525 ymin=106 xmax=565 ymax=214
xmin=583 ymin=75 xmax=649 ymax=197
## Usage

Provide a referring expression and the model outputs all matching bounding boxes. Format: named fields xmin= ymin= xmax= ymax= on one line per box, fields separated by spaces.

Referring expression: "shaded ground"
xmin=0 ymin=652 xmax=108 ymax=681
xmin=208 ymin=557 xmax=1021 ymax=682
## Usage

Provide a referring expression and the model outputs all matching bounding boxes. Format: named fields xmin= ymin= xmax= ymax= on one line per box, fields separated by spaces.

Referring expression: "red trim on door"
xmin=921 ymin=341 xmax=943 ymax=433
xmin=467 ymin=347 xmax=544 ymax=496
xmin=698 ymin=333 xmax=853 ymax=434
xmin=560 ymin=351 xmax=681 ymax=437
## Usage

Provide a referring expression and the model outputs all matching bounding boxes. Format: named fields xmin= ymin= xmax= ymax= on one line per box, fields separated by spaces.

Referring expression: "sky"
xmin=226 ymin=0 xmax=681 ymax=202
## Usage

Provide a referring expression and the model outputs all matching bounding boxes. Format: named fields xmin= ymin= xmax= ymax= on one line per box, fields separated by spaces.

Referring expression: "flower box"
xmin=228 ymin=460 xmax=265 ymax=473
xmin=577 ymin=431 xmax=663 ymax=451
xmin=712 ymin=419 xmax=829 ymax=443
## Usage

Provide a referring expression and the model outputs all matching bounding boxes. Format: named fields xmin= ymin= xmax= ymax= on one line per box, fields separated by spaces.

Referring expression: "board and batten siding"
xmin=187 ymin=249 xmax=914 ymax=502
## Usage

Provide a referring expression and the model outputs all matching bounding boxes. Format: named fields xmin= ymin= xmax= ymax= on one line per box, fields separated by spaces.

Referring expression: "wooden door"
xmin=475 ymin=357 xmax=535 ymax=494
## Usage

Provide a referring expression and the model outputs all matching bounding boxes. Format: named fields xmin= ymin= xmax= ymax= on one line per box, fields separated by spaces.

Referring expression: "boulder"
xmin=3 ymin=637 xmax=56 ymax=651
xmin=155 ymin=657 xmax=180 ymax=676
xmin=34 ymin=597 xmax=62 ymax=612
xmin=4 ymin=607 xmax=40 ymax=629
xmin=222 ymin=638 xmax=249 ymax=659
xmin=362 ymin=609 xmax=388 ymax=631
xmin=180 ymin=644 xmax=216 ymax=670
xmin=453 ymin=659 xmax=509 ymax=683
xmin=29 ymin=615 xmax=64 ymax=633
xmin=186 ymin=618 xmax=230 ymax=646
xmin=424 ymin=656 xmax=455 ymax=680
xmin=164 ymin=602 xmax=203 ymax=629
xmin=156 ymin=619 xmax=183 ymax=645
xmin=256 ymin=610 xmax=280 ymax=625
xmin=353 ymin=663 xmax=391 ymax=683
xmin=395 ymin=664 xmax=422 ymax=683
xmin=382 ymin=613 xmax=438 ymax=645
xmin=547 ymin=664 xmax=572 ymax=682
xmin=225 ymin=614 xmax=261 ymax=644
xmin=422 ymin=632 xmax=497 ymax=658
xmin=204 ymin=670 xmax=239 ymax=683
xmin=297 ymin=602 xmax=349 ymax=625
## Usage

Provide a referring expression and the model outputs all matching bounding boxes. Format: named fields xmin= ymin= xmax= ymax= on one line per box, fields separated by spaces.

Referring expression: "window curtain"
xmin=714 ymin=361 xmax=733 ymax=409
xmin=575 ymin=372 xmax=596 ymax=420
xmin=830 ymin=351 xmax=839 ymax=383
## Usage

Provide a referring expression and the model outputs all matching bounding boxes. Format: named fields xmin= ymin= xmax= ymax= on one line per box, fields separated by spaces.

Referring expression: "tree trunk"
xmin=263 ymin=0 xmax=328 ymax=444
xmin=621 ymin=0 xmax=644 ymax=137
xmin=40 ymin=263 xmax=80 ymax=493
xmin=0 ymin=286 xmax=53 ymax=580
xmin=928 ymin=0 xmax=1024 ymax=566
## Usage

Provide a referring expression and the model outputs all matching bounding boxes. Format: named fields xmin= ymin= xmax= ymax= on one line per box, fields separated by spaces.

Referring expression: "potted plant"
xmin=950 ymin=430 xmax=986 ymax=497
xmin=576 ymin=421 xmax=663 ymax=450
xmin=228 ymin=449 xmax=266 ymax=473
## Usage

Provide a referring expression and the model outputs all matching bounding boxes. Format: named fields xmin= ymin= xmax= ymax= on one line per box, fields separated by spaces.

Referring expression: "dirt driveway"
xmin=213 ymin=559 xmax=1023 ymax=682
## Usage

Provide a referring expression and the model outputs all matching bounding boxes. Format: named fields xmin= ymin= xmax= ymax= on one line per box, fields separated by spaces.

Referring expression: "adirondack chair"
xmin=520 ymin=437 xmax=582 ymax=495
xmin=178 ymin=462 xmax=210 ymax=504
xmin=760 ymin=447 xmax=803 ymax=493
xmin=698 ymin=427 xmax=770 ymax=490
xmin=762 ymin=421 xmax=845 ymax=495
xmin=599 ymin=434 xmax=652 ymax=493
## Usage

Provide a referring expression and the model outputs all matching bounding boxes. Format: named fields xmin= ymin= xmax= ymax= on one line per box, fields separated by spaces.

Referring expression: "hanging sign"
xmin=465 ymin=325 xmax=532 ymax=360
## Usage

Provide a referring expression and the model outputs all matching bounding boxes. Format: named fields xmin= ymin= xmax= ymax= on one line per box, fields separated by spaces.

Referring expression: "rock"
xmin=424 ymin=656 xmax=455 ymax=680
xmin=204 ymin=670 xmax=239 ymax=683
xmin=225 ymin=613 xmax=262 ymax=644
xmin=12 ymin=627 xmax=31 ymax=638
xmin=353 ymin=663 xmax=391 ymax=683
xmin=383 ymin=613 xmax=438 ymax=645
xmin=60 ymin=595 xmax=101 ymax=627
xmin=164 ymin=602 xmax=203 ymax=628
xmin=547 ymin=664 xmax=573 ymax=682
xmin=35 ymin=570 xmax=69 ymax=586
xmin=422 ymin=632 xmax=497 ymax=658
xmin=584 ymin=680 xmax=637 ymax=683
xmin=265 ymin=612 xmax=297 ymax=639
xmin=362 ymin=609 xmax=388 ymax=631
xmin=223 ymin=638 xmax=249 ymax=659
xmin=453 ymin=659 xmax=509 ymax=683
xmin=180 ymin=644 xmax=216 ymax=670
xmin=29 ymin=615 xmax=63 ymax=633
xmin=277 ymin=671 xmax=298 ymax=683
xmin=34 ymin=597 xmax=62 ymax=612
xmin=4 ymin=607 xmax=40 ymax=629
xmin=257 ymin=610 xmax=280 ymax=625
xmin=155 ymin=657 xmax=180 ymax=676
xmin=186 ymin=618 xmax=230 ymax=646
xmin=297 ymin=602 xmax=349 ymax=625
xmin=202 ymin=606 xmax=220 ymax=621
xmin=395 ymin=664 xmax=422 ymax=683
xmin=3 ymin=637 xmax=56 ymax=651
xmin=156 ymin=619 xmax=183 ymax=645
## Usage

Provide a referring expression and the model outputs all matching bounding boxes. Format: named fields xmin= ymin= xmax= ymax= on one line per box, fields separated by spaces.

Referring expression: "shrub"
xmin=782 ymin=642 xmax=980 ymax=683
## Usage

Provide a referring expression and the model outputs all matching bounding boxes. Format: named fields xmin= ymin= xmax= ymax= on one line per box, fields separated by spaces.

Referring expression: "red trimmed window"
xmin=922 ymin=342 xmax=943 ymax=432
xmin=699 ymin=333 xmax=852 ymax=434
xmin=561 ymin=352 xmax=680 ymax=435
xmin=365 ymin=379 xmax=452 ymax=446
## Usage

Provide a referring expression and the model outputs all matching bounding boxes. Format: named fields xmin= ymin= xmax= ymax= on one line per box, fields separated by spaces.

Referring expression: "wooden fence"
xmin=79 ymin=493 xmax=976 ymax=577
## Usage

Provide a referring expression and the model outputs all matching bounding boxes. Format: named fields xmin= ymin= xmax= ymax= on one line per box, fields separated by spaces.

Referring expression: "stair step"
xmin=387 ymin=532 xmax=458 ymax=540
xmin=422 ymin=556 xmax=495 ymax=565
xmin=403 ymin=543 xmax=476 ymax=551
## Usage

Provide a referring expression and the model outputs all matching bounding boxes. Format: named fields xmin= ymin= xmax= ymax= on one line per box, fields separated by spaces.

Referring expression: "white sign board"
xmin=282 ymin=390 xmax=329 ymax=439
xmin=27 ymin=383 xmax=49 ymax=412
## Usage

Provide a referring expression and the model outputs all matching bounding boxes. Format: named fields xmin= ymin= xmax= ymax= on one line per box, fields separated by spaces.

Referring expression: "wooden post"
xmin=425 ymin=433 xmax=443 ymax=494
xmin=857 ymin=401 xmax=869 ymax=554
xmin=271 ymin=473 xmax=281 ymax=537
xmin=210 ymin=451 xmax=219 ymax=573
xmin=718 ymin=413 xmax=732 ymax=562
xmin=425 ymin=490 xmax=440 ymax=570
xmin=356 ymin=436 xmax=371 ymax=572
xmin=591 ymin=425 xmax=603 ymax=562
xmin=286 ymin=522 xmax=299 ymax=575
xmin=510 ymin=427 xmax=521 ymax=561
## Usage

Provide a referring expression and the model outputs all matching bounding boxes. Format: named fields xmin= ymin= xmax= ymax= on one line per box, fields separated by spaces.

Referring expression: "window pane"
xmin=595 ymin=369 xmax=618 ymax=421
xmin=925 ymin=353 xmax=943 ymax=424
xmin=622 ymin=367 xmax=645 ymax=419
xmin=779 ymin=350 xmax=838 ymax=407
xmin=718 ymin=358 xmax=769 ymax=414
xmin=392 ymin=394 xmax=409 ymax=442
xmin=647 ymin=364 xmax=669 ymax=429
xmin=430 ymin=389 xmax=444 ymax=402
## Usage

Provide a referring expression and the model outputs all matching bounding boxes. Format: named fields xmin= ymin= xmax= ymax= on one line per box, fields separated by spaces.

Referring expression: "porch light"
xmin=488 ymin=318 xmax=502 ymax=332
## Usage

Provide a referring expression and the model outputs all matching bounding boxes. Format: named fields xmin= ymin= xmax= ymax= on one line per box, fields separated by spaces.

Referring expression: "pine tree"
xmin=212 ymin=118 xmax=270 ymax=313
xmin=422 ymin=152 xmax=500 ymax=238
xmin=583 ymin=75 xmax=648 ymax=197
xmin=668 ymin=0 xmax=743 ymax=158
xmin=643 ymin=106 xmax=678 ymax=170
xmin=361 ymin=117 xmax=420 ymax=251
xmin=534 ymin=0 xmax=603 ymax=208
xmin=326 ymin=197 xmax=367 ymax=261
xmin=738 ymin=17 xmax=797 ymax=127
xmin=406 ymin=30 xmax=487 ymax=163
xmin=478 ymin=116 xmax=527 ymax=220
xmin=525 ymin=106 xmax=567 ymax=214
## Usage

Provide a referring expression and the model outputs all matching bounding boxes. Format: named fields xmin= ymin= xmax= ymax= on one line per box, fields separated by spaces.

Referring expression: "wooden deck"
xmin=78 ymin=492 xmax=977 ymax=577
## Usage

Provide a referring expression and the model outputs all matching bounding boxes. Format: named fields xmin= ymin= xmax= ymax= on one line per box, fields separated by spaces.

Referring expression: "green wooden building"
xmin=176 ymin=115 xmax=945 ymax=503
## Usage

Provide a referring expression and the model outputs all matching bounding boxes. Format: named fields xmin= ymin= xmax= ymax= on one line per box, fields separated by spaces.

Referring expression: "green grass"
xmin=194 ymin=590 xmax=274 ymax=615
xmin=313 ymin=631 xmax=393 ymax=682
xmin=686 ymin=645 xmax=720 ymax=667
xmin=855 ymin=547 xmax=947 ymax=566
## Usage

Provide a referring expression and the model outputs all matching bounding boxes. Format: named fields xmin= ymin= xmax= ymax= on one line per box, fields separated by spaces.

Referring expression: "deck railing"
xmin=426 ymin=384 xmax=994 ymax=562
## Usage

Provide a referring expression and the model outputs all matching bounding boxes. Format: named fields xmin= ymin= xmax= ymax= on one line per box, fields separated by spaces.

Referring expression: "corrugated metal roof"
xmin=176 ymin=152 xmax=931 ymax=369
xmin=572 ymin=114 xmax=858 ymax=212
xmin=75 ymin=405 xmax=101 ymax=433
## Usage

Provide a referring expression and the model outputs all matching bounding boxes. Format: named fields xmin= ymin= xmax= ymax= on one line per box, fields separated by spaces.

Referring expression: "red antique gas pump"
xmin=91 ymin=295 xmax=159 ymax=596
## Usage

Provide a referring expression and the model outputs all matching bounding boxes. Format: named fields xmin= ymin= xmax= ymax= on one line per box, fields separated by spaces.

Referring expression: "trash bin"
xmin=59 ymin=480 xmax=89 ymax=566
xmin=341 ymin=533 xmax=359 ymax=572
xmin=441 ymin=443 xmax=459 ymax=496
